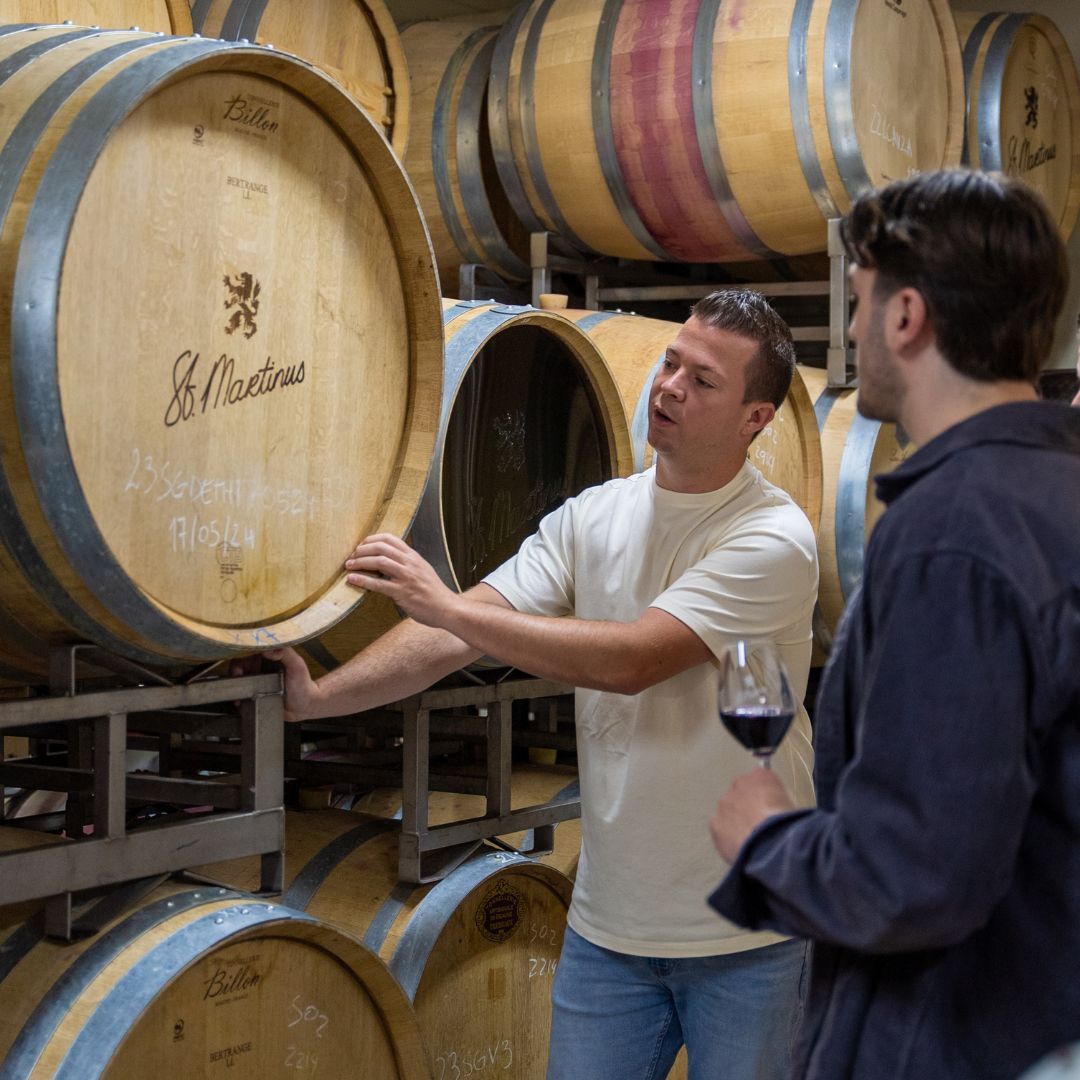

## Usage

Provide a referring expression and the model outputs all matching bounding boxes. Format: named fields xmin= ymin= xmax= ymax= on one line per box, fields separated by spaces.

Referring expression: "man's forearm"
xmin=339 ymin=536 xmax=712 ymax=695
xmin=440 ymin=596 xmax=674 ymax=694
xmin=309 ymin=617 xmax=483 ymax=717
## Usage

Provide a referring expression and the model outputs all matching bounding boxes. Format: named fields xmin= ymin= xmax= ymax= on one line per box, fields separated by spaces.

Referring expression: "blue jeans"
xmin=547 ymin=927 xmax=807 ymax=1080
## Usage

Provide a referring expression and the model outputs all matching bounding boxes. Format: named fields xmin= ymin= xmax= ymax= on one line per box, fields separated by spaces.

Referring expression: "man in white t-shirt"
xmin=267 ymin=290 xmax=818 ymax=1080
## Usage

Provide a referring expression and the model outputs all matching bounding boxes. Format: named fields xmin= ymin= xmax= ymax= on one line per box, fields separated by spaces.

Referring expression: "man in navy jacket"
xmin=709 ymin=169 xmax=1080 ymax=1079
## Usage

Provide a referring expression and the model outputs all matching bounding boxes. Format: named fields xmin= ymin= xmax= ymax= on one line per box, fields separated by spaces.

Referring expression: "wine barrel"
xmin=301 ymin=300 xmax=633 ymax=673
xmin=194 ymin=810 xmax=574 ymax=1080
xmin=799 ymin=366 xmax=917 ymax=654
xmin=401 ymin=17 xmax=531 ymax=288
xmin=0 ymin=1 xmax=190 ymax=32
xmin=191 ymin=0 xmax=410 ymax=156
xmin=0 ymin=27 xmax=442 ymax=678
xmin=488 ymin=0 xmax=965 ymax=262
xmin=958 ymin=11 xmax=1080 ymax=238
xmin=562 ymin=310 xmax=823 ymax=531
xmin=0 ymin=871 xmax=430 ymax=1078
xmin=346 ymin=762 xmax=583 ymax=880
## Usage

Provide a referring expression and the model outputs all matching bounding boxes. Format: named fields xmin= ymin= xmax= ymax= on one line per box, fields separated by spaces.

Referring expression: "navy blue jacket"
xmin=710 ymin=401 xmax=1080 ymax=1079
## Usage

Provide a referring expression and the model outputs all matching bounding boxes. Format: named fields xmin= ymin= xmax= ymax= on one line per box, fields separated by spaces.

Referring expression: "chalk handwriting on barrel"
xmin=170 ymin=514 xmax=256 ymax=555
xmin=287 ymin=995 xmax=330 ymax=1038
xmin=869 ymin=104 xmax=914 ymax=158
xmin=528 ymin=957 xmax=558 ymax=978
xmin=528 ymin=923 xmax=558 ymax=946
xmin=124 ymin=447 xmax=341 ymax=519
xmin=283 ymin=1047 xmax=318 ymax=1072
xmin=435 ymin=1040 xmax=513 ymax=1078
xmin=752 ymin=446 xmax=776 ymax=470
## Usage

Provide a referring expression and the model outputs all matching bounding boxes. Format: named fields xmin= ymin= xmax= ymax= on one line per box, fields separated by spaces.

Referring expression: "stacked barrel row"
xmin=0 ymin=1 xmax=1074 ymax=679
xmin=0 ymin=816 xmax=575 ymax=1078
xmin=0 ymin=16 xmax=427 ymax=1080
xmin=405 ymin=0 xmax=1078 ymax=288
xmin=0 ymin=17 xmax=582 ymax=1078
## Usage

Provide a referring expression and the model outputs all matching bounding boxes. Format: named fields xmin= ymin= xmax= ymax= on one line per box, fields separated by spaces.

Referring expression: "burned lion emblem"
xmin=1024 ymin=86 xmax=1039 ymax=129
xmin=223 ymin=272 xmax=261 ymax=339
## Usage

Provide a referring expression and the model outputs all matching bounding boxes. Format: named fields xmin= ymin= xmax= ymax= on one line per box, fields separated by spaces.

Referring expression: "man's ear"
xmin=890 ymin=287 xmax=930 ymax=349
xmin=744 ymin=401 xmax=776 ymax=436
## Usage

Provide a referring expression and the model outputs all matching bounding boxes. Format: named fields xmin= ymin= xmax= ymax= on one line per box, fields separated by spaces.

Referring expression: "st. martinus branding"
xmin=163 ymin=272 xmax=305 ymax=427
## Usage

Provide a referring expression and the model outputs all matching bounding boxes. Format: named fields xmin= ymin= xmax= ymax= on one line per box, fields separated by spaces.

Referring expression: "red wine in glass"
xmin=718 ymin=641 xmax=796 ymax=769
xmin=719 ymin=707 xmax=795 ymax=765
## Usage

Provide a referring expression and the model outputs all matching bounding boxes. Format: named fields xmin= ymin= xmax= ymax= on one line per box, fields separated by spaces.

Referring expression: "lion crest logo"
xmin=1024 ymin=86 xmax=1039 ymax=129
xmin=223 ymin=272 xmax=260 ymax=339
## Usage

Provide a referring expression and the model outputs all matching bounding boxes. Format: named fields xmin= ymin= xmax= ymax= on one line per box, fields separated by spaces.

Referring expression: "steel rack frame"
xmin=286 ymin=676 xmax=579 ymax=886
xmin=0 ymin=645 xmax=285 ymax=939
xmin=459 ymin=220 xmax=857 ymax=389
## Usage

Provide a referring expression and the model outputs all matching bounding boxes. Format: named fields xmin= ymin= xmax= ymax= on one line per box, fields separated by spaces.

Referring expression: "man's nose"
xmin=658 ymin=368 xmax=684 ymax=397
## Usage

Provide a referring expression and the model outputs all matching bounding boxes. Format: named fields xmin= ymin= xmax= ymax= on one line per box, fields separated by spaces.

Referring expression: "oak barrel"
xmin=0 ymin=871 xmax=430 ymax=1078
xmin=195 ymin=810 xmax=574 ymax=1079
xmin=958 ymin=11 xmax=1080 ymax=238
xmin=401 ymin=17 xmax=531 ymax=288
xmin=0 ymin=1 xmax=190 ymax=31
xmin=0 ymin=27 xmax=442 ymax=676
xmin=301 ymin=300 xmax=633 ymax=673
xmin=190 ymin=0 xmax=410 ymax=155
xmin=799 ymin=366 xmax=916 ymax=655
xmin=563 ymin=310 xmax=824 ymax=531
xmin=488 ymin=0 xmax=965 ymax=262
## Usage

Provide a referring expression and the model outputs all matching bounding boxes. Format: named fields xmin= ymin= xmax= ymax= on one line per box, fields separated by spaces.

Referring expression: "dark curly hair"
xmin=840 ymin=170 xmax=1069 ymax=383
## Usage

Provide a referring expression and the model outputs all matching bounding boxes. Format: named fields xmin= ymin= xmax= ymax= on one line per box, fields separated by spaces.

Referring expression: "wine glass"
xmin=717 ymin=640 xmax=796 ymax=769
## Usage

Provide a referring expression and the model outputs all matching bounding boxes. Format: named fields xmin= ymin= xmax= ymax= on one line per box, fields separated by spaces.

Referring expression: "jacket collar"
xmin=874 ymin=400 xmax=1080 ymax=505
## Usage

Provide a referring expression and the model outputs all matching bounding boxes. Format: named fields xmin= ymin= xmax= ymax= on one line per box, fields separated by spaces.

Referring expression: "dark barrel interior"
xmin=442 ymin=325 xmax=611 ymax=586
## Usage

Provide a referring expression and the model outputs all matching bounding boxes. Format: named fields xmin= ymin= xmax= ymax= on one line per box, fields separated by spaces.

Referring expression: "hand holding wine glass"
xmin=718 ymin=640 xmax=796 ymax=770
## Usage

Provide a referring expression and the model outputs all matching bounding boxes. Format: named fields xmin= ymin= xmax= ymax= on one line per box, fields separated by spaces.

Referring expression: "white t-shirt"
xmin=484 ymin=463 xmax=817 ymax=957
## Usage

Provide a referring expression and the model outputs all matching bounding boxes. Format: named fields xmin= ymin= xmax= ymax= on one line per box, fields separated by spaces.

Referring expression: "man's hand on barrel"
xmin=263 ymin=646 xmax=322 ymax=722
xmin=345 ymin=534 xmax=455 ymax=629
xmin=230 ymin=647 xmax=318 ymax=723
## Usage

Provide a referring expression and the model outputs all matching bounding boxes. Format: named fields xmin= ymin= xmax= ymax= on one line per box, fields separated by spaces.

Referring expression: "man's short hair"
xmin=690 ymin=289 xmax=796 ymax=408
xmin=840 ymin=169 xmax=1069 ymax=383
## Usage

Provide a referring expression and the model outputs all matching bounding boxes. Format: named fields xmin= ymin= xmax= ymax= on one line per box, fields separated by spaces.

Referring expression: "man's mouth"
xmin=653 ymin=404 xmax=674 ymax=424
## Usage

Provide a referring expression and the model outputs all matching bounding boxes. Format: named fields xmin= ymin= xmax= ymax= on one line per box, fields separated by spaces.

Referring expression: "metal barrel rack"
xmin=287 ymin=676 xmax=580 ymax=885
xmin=457 ymin=220 xmax=857 ymax=389
xmin=0 ymin=647 xmax=285 ymax=939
